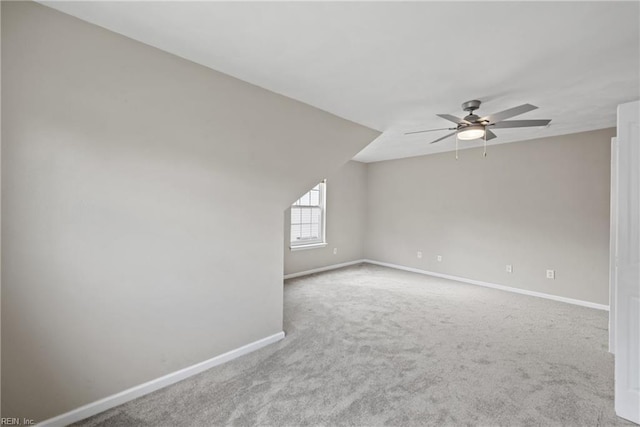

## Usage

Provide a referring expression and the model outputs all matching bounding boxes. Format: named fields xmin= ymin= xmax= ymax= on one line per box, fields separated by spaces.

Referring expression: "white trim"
xmin=37 ymin=331 xmax=285 ymax=427
xmin=363 ymin=259 xmax=609 ymax=311
xmin=320 ymin=178 xmax=327 ymax=247
xmin=609 ymin=136 xmax=618 ymax=353
xmin=289 ymin=242 xmax=328 ymax=251
xmin=284 ymin=259 xmax=365 ymax=280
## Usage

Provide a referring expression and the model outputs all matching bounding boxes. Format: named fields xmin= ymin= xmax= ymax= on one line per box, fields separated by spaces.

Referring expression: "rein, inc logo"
xmin=1 ymin=419 xmax=35 ymax=426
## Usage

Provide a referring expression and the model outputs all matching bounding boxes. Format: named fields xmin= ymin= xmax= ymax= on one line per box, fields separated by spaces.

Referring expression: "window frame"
xmin=289 ymin=180 xmax=327 ymax=251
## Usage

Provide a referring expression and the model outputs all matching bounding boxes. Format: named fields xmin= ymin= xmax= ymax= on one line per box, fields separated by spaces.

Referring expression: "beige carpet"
xmin=75 ymin=263 xmax=630 ymax=426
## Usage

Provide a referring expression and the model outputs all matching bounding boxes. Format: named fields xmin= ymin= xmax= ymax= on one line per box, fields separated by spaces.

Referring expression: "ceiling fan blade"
xmin=437 ymin=114 xmax=471 ymax=125
xmin=405 ymin=127 xmax=455 ymax=135
xmin=485 ymin=129 xmax=497 ymax=141
xmin=429 ymin=132 xmax=457 ymax=144
xmin=481 ymin=104 xmax=538 ymax=123
xmin=490 ymin=119 xmax=551 ymax=129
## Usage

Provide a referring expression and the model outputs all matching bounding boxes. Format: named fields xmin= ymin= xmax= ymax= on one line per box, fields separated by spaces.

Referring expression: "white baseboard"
xmin=38 ymin=331 xmax=285 ymax=427
xmin=284 ymin=259 xmax=366 ymax=280
xmin=363 ymin=259 xmax=609 ymax=311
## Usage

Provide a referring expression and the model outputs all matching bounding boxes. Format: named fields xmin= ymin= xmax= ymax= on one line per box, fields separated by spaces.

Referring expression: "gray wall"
xmin=284 ymin=161 xmax=367 ymax=275
xmin=365 ymin=128 xmax=614 ymax=305
xmin=1 ymin=2 xmax=377 ymax=421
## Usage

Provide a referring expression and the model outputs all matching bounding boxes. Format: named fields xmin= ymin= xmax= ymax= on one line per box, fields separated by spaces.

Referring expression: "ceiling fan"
xmin=406 ymin=100 xmax=551 ymax=147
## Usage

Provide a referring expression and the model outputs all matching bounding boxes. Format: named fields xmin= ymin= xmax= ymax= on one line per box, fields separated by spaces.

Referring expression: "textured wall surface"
xmin=365 ymin=128 xmax=614 ymax=305
xmin=1 ymin=2 xmax=377 ymax=421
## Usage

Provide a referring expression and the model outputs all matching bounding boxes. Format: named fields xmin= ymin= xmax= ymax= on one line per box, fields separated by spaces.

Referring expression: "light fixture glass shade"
xmin=457 ymin=125 xmax=485 ymax=140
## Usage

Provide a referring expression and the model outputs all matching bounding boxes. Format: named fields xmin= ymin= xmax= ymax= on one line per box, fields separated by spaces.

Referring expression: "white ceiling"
xmin=41 ymin=1 xmax=639 ymax=162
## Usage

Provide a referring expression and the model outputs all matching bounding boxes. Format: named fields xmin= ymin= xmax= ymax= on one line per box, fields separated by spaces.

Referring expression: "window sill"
xmin=290 ymin=242 xmax=328 ymax=252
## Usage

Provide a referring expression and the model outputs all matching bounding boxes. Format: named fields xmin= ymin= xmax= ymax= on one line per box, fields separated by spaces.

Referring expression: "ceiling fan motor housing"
xmin=463 ymin=114 xmax=480 ymax=124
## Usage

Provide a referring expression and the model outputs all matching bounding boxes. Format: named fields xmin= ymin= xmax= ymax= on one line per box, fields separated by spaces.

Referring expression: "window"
xmin=290 ymin=180 xmax=326 ymax=250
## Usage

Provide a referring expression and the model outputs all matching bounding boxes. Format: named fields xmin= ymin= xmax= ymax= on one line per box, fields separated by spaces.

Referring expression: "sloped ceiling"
xmin=41 ymin=1 xmax=640 ymax=162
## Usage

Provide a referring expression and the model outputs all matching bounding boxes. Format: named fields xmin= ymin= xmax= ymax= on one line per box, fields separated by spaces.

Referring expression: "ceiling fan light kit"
xmin=406 ymin=99 xmax=552 ymax=158
xmin=457 ymin=124 xmax=485 ymax=140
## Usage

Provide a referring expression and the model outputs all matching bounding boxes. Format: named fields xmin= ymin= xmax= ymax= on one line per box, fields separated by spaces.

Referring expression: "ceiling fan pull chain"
xmin=455 ymin=134 xmax=459 ymax=160
xmin=483 ymin=129 xmax=487 ymax=158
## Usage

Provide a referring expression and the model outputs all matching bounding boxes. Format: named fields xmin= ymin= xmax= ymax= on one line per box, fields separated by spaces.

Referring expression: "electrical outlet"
xmin=546 ymin=269 xmax=555 ymax=279
xmin=506 ymin=264 xmax=513 ymax=273
xmin=417 ymin=251 xmax=423 ymax=259
xmin=333 ymin=248 xmax=338 ymax=255
xmin=437 ymin=255 xmax=442 ymax=262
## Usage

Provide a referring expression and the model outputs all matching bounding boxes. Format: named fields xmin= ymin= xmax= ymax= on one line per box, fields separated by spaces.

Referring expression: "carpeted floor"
xmin=75 ymin=263 xmax=631 ymax=426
